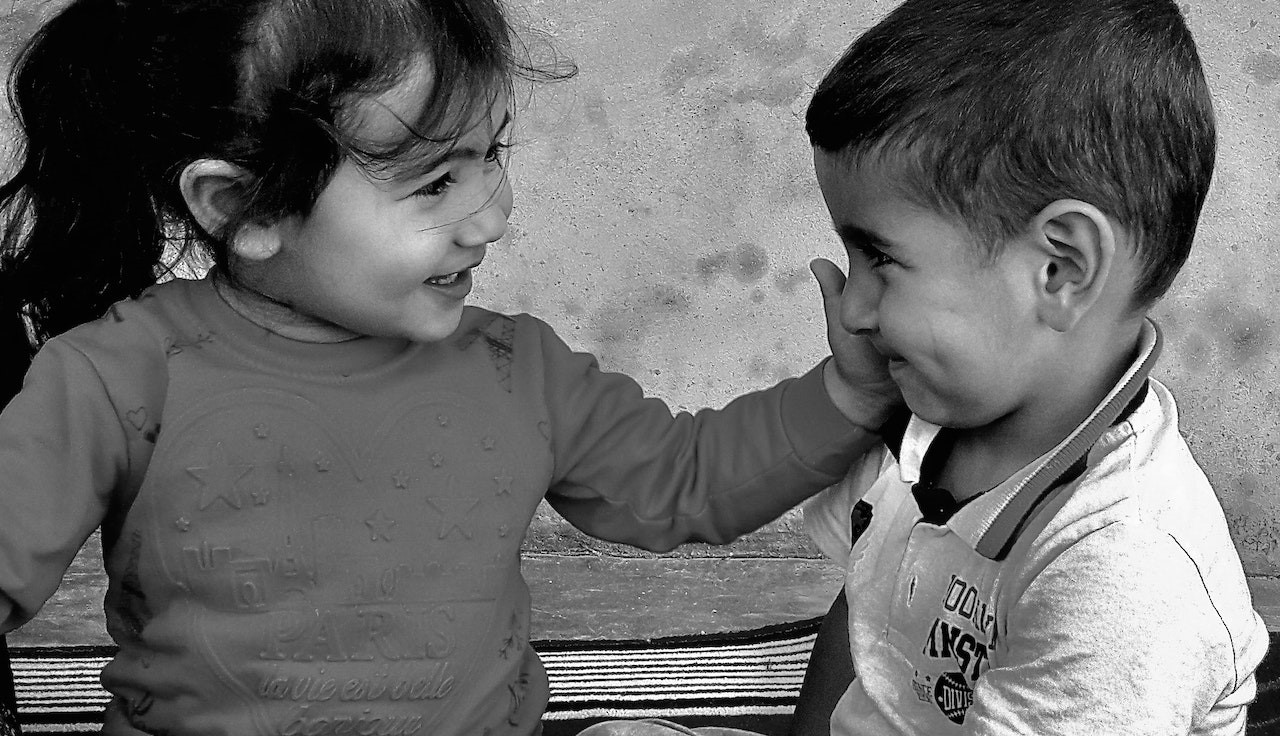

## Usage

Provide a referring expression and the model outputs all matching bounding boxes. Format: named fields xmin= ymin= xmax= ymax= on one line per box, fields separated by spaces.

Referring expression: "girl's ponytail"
xmin=0 ymin=0 xmax=165 ymax=401
xmin=0 ymin=0 xmax=577 ymax=407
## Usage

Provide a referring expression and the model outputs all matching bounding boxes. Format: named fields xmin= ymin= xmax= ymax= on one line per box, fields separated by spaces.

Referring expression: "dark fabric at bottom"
xmin=2 ymin=630 xmax=1278 ymax=736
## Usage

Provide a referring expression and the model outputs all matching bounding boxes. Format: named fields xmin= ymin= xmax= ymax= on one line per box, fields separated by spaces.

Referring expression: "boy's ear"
xmin=178 ymin=159 xmax=282 ymax=262
xmin=1027 ymin=199 xmax=1116 ymax=332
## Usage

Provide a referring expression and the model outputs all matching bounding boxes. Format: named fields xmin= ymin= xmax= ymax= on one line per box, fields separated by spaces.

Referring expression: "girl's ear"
xmin=179 ymin=159 xmax=282 ymax=261
xmin=1029 ymin=199 xmax=1116 ymax=332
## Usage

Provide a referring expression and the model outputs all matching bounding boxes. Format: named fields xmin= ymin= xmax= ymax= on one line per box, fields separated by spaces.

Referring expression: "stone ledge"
xmin=7 ymin=531 xmax=1277 ymax=649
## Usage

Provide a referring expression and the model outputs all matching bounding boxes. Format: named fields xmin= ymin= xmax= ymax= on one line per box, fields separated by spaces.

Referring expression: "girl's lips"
xmin=426 ymin=270 xmax=465 ymax=286
xmin=424 ymin=268 xmax=473 ymax=298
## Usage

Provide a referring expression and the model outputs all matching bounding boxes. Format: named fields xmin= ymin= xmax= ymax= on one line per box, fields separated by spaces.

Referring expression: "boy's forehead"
xmin=813 ymin=147 xmax=906 ymax=198
xmin=813 ymin=146 xmax=977 ymax=241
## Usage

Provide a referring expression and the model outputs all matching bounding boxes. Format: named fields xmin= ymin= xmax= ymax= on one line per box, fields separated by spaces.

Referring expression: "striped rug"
xmin=10 ymin=624 xmax=1278 ymax=736
xmin=8 ymin=618 xmax=819 ymax=736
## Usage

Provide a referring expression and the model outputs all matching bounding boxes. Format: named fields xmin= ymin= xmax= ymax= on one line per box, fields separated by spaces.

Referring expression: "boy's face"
xmin=813 ymin=150 xmax=1046 ymax=430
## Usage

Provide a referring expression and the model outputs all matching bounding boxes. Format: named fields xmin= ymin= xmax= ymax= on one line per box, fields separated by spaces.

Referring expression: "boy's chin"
xmin=900 ymin=394 xmax=989 ymax=431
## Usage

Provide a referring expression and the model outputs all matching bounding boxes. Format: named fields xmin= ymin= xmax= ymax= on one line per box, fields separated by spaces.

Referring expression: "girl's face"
xmin=233 ymin=62 xmax=513 ymax=344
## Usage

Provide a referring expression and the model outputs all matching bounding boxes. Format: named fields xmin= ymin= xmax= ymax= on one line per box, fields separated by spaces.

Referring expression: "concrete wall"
xmin=2 ymin=1 xmax=1278 ymax=599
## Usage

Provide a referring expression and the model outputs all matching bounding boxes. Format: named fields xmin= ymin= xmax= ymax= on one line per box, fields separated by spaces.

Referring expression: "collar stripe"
xmin=974 ymin=320 xmax=1163 ymax=560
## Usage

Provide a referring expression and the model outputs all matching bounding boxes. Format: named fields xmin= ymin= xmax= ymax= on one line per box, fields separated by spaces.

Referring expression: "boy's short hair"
xmin=806 ymin=0 xmax=1215 ymax=309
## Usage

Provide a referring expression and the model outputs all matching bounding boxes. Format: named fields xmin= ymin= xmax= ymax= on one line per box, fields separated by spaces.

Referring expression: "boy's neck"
xmin=936 ymin=318 xmax=1147 ymax=503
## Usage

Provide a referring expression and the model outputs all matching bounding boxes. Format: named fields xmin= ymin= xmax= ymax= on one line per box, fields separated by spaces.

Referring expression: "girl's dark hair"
xmin=0 ymin=0 xmax=572 ymax=401
xmin=806 ymin=0 xmax=1215 ymax=311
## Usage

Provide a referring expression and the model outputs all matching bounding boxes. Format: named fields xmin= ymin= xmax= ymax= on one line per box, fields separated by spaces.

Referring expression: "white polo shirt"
xmin=805 ymin=322 xmax=1269 ymax=735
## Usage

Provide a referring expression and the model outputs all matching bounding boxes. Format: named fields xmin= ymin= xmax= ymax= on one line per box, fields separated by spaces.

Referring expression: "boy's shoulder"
xmin=1027 ymin=377 xmax=1212 ymax=546
xmin=1005 ymin=378 xmax=1254 ymax=623
xmin=1006 ymin=378 xmax=1265 ymax=659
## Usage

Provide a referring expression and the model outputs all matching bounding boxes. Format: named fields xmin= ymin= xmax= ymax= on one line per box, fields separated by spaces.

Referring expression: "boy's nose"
xmin=840 ymin=267 xmax=881 ymax=335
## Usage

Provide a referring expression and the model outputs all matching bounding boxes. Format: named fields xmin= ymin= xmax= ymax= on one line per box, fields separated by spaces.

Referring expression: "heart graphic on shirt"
xmin=126 ymin=407 xmax=149 ymax=431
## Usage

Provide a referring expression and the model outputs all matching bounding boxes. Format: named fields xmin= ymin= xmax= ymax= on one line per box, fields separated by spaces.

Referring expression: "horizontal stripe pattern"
xmin=9 ymin=620 xmax=821 ymax=730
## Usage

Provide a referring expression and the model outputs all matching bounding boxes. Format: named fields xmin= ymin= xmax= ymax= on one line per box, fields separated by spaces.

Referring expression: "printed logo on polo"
xmin=917 ymin=574 xmax=995 ymax=725
xmin=933 ymin=671 xmax=973 ymax=724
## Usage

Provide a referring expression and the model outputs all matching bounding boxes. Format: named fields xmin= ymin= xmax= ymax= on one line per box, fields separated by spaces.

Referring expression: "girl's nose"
xmin=840 ymin=266 xmax=882 ymax=335
xmin=457 ymin=178 xmax=512 ymax=247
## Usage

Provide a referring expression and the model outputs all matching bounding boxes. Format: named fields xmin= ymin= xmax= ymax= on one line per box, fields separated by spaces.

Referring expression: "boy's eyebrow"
xmin=833 ymin=223 xmax=898 ymax=249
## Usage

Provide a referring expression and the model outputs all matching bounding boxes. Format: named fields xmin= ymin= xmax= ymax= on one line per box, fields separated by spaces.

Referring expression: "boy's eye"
xmin=852 ymin=242 xmax=896 ymax=268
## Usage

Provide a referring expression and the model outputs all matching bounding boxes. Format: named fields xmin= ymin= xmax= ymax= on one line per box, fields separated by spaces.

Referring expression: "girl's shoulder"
xmin=449 ymin=307 xmax=595 ymax=386
xmin=452 ymin=306 xmax=566 ymax=354
xmin=53 ymin=276 xmax=207 ymax=360
xmin=57 ymin=276 xmax=204 ymax=348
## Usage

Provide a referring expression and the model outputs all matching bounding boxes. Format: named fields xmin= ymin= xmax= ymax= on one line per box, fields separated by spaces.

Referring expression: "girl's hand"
xmin=811 ymin=257 xmax=903 ymax=429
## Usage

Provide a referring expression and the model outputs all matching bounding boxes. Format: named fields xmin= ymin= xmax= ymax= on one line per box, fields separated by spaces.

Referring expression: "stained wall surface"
xmin=1 ymin=0 xmax=1277 ymax=598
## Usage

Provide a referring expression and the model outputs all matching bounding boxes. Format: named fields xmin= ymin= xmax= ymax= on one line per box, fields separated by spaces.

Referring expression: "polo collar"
xmin=895 ymin=319 xmax=1162 ymax=560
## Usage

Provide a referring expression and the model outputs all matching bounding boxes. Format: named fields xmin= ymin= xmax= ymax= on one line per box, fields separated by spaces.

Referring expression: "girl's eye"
xmin=484 ymin=142 xmax=510 ymax=165
xmin=412 ymin=173 xmax=455 ymax=199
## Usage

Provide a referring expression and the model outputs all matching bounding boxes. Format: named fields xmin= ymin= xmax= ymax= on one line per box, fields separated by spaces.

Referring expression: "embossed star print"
xmin=186 ymin=444 xmax=253 ymax=510
xmin=364 ymin=510 xmax=397 ymax=542
xmin=493 ymin=475 xmax=514 ymax=496
xmin=424 ymin=496 xmax=481 ymax=540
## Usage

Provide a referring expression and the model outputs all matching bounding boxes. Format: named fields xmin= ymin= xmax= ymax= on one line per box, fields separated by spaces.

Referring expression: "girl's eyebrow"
xmin=390 ymin=111 xmax=513 ymax=184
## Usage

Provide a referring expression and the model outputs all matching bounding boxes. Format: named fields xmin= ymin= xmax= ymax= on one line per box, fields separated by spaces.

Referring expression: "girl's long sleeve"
xmin=0 ymin=340 xmax=130 ymax=631
xmin=534 ymin=318 xmax=880 ymax=551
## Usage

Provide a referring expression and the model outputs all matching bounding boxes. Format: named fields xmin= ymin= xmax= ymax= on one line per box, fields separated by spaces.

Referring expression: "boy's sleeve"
xmin=968 ymin=520 xmax=1266 ymax=736
xmin=0 ymin=340 xmax=129 ymax=632
xmin=533 ymin=318 xmax=888 ymax=552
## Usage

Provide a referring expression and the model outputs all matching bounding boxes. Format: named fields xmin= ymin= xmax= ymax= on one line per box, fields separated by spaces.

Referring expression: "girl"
xmin=0 ymin=1 xmax=897 ymax=734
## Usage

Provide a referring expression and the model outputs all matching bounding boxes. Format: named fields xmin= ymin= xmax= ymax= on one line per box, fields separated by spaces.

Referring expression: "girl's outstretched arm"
xmin=532 ymin=315 xmax=889 ymax=552
xmin=0 ymin=333 xmax=145 ymax=632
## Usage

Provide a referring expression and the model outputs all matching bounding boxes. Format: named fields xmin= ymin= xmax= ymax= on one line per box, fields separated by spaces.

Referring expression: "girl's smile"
xmin=424 ymin=264 xmax=478 ymax=296
xmin=223 ymin=59 xmax=514 ymax=345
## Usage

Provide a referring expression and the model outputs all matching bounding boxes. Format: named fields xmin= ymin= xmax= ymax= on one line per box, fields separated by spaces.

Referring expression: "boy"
xmin=791 ymin=0 xmax=1270 ymax=733
xmin=579 ymin=0 xmax=1268 ymax=734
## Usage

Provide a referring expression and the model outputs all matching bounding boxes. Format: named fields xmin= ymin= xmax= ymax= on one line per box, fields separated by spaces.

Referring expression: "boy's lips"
xmin=870 ymin=339 xmax=904 ymax=363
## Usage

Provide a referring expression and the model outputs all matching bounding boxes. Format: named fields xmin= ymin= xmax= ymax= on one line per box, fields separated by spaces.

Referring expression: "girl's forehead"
xmin=344 ymin=54 xmax=508 ymax=150
xmin=345 ymin=56 xmax=438 ymax=144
